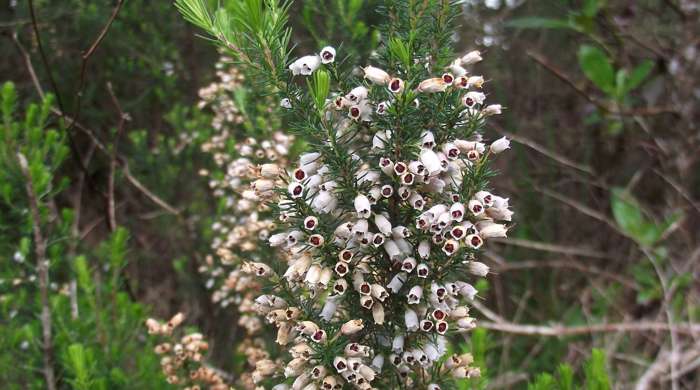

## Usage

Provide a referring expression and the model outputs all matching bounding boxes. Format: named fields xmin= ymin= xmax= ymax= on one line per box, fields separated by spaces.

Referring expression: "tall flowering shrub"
xmin=250 ymin=42 xmax=512 ymax=388
xmin=176 ymin=1 xmax=513 ymax=388
xmin=197 ymin=57 xmax=295 ymax=388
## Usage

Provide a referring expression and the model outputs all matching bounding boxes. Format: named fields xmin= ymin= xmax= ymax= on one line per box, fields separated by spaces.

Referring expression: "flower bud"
xmin=456 ymin=281 xmax=478 ymax=300
xmin=372 ymin=302 xmax=385 ymax=324
xmin=407 ymin=285 xmax=423 ymax=304
xmin=436 ymin=320 xmax=449 ymax=335
xmin=380 ymin=184 xmax=393 ymax=198
xmin=333 ymin=356 xmax=348 ymax=373
xmin=332 ymin=278 xmax=348 ymax=295
xmin=460 ymin=50 xmax=482 ymax=65
xmin=387 ymin=272 xmax=407 ymax=293
xmin=346 ymin=86 xmax=368 ymax=103
xmin=260 ymin=163 xmax=281 ymax=178
xmin=290 ymin=55 xmax=321 ymax=76
xmin=442 ymin=239 xmax=459 ymax=256
xmin=468 ymin=199 xmax=484 ymax=216
xmin=363 ymin=65 xmax=391 ymax=85
xmin=482 ymin=104 xmax=502 ymax=116
xmin=469 ymin=261 xmax=489 ymax=277
xmin=371 ymin=355 xmax=384 ymax=373
xmin=417 ymin=77 xmax=448 ymax=93
xmin=420 ymin=148 xmax=442 ymax=176
xmin=383 ymin=239 xmax=401 ymax=261
xmin=374 ymin=213 xmax=392 ymax=236
xmin=320 ymin=46 xmax=336 ymax=64
xmin=341 ymin=319 xmax=364 ymax=335
xmin=416 ymin=263 xmax=430 ymax=278
xmin=354 ymin=194 xmax=371 ymax=218
xmin=409 ymin=193 xmax=425 ymax=210
xmin=334 ymin=261 xmax=350 ymax=277
xmin=288 ymin=182 xmax=304 ymax=198
xmin=477 ymin=221 xmax=508 ymax=238
xmin=280 ymin=98 xmax=292 ymax=109
xmin=401 ymin=257 xmax=417 ymax=273
xmin=418 ymin=240 xmax=431 ymax=258
xmin=490 ymin=136 xmax=510 ymax=154
xmin=360 ymin=295 xmax=374 ymax=309
xmin=388 ymin=77 xmax=404 ymax=94
xmin=463 ymin=91 xmax=486 ymax=107
xmin=404 ymin=309 xmax=419 ymax=332
xmin=308 ymin=234 xmax=325 ymax=247
xmin=468 ymin=75 xmax=485 ymax=88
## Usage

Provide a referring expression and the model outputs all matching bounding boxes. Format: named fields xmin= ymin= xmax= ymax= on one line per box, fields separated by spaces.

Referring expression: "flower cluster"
xmin=195 ymin=57 xmax=295 ymax=389
xmin=146 ymin=313 xmax=226 ymax=390
xmin=250 ymin=47 xmax=513 ymax=389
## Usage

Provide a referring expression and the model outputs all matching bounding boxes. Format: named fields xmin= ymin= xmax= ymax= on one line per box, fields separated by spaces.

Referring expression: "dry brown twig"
xmin=494 ymin=258 xmax=638 ymax=290
xmin=478 ymin=319 xmax=700 ymax=337
xmin=526 ymin=50 xmax=678 ymax=117
xmin=106 ymin=82 xmax=129 ymax=232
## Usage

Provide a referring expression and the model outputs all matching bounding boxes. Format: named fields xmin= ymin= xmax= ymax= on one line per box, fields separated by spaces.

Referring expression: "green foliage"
xmin=578 ymin=45 xmax=615 ymax=95
xmin=611 ymin=188 xmax=678 ymax=247
xmin=507 ymin=0 xmax=655 ymax=137
xmin=176 ymin=0 xmax=293 ymax=90
xmin=528 ymin=373 xmax=555 ymax=390
xmin=584 ymin=349 xmax=611 ymax=390
xmin=524 ymin=350 xmax=611 ymax=389
xmin=0 ymin=83 xmax=166 ymax=389
xmin=308 ymin=69 xmax=331 ymax=113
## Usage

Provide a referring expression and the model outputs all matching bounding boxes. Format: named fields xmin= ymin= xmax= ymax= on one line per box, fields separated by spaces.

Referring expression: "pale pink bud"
xmin=387 ymin=272 xmax=407 ymax=293
xmin=420 ymin=148 xmax=442 ymax=175
xmin=490 ymin=136 xmax=510 ymax=154
xmin=407 ymin=285 xmax=423 ymax=304
xmin=482 ymin=104 xmax=502 ymax=116
xmin=354 ymin=194 xmax=371 ymax=218
xmin=469 ymin=261 xmax=489 ymax=277
xmin=477 ymin=221 xmax=508 ymax=238
xmin=363 ymin=65 xmax=391 ymax=85
xmin=404 ymin=309 xmax=419 ymax=332
xmin=346 ymin=86 xmax=368 ymax=103
xmin=417 ymin=77 xmax=448 ymax=93
xmin=341 ymin=319 xmax=364 ymax=335
xmin=374 ymin=213 xmax=392 ymax=236
xmin=372 ymin=302 xmax=385 ymax=324
xmin=460 ymin=50 xmax=482 ymax=65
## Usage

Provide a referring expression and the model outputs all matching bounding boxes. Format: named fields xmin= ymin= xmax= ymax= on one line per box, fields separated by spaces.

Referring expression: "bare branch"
xmin=17 ymin=152 xmax=57 ymax=390
xmin=478 ymin=320 xmax=700 ymax=337
xmin=527 ymin=50 xmax=677 ymax=117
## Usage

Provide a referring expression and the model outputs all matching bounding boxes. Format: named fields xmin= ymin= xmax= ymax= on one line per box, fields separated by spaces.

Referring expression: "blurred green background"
xmin=1 ymin=0 xmax=698 ymax=389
